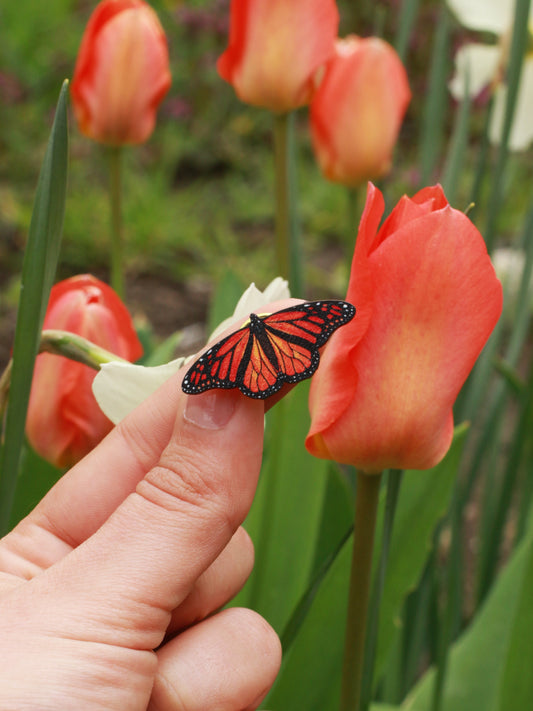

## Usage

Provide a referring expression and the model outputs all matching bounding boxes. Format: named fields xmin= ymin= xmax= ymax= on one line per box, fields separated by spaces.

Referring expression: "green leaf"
xmin=373 ymin=425 xmax=469 ymax=684
xmin=394 ymin=0 xmax=421 ymax=62
xmin=265 ymin=527 xmax=351 ymax=711
xmin=0 ymin=81 xmax=69 ymax=534
xmin=207 ymin=269 xmax=246 ymax=336
xmin=441 ymin=71 xmax=471 ymax=206
xmin=402 ymin=512 xmax=533 ymax=711
xmin=233 ymin=381 xmax=330 ymax=634
xmin=9 ymin=444 xmax=62 ymax=529
xmin=496 ymin=513 xmax=533 ymax=708
xmin=265 ymin=428 xmax=467 ymax=710
xmin=483 ymin=0 xmax=531 ymax=251
xmin=144 ymin=330 xmax=184 ymax=366
xmin=418 ymin=6 xmax=450 ymax=185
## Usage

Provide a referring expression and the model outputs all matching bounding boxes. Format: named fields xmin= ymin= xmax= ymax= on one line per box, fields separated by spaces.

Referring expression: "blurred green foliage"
xmin=2 ymin=0 xmax=530 ymax=300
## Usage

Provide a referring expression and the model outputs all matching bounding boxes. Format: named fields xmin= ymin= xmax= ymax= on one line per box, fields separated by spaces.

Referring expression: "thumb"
xmin=28 ymin=389 xmax=265 ymax=649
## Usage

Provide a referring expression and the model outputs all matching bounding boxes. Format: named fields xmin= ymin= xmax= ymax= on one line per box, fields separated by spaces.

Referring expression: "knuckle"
xmin=115 ymin=416 xmax=160 ymax=472
xmin=136 ymin=442 xmax=237 ymax=535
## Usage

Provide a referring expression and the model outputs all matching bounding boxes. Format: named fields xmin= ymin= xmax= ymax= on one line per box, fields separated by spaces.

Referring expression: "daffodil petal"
xmin=260 ymin=276 xmax=291 ymax=305
xmin=449 ymin=43 xmax=500 ymax=98
xmin=489 ymin=57 xmax=533 ymax=150
xmin=92 ymin=278 xmax=290 ymax=424
xmin=446 ymin=0 xmax=512 ymax=34
xmin=492 ymin=247 xmax=533 ymax=321
xmin=92 ymin=358 xmax=185 ymax=424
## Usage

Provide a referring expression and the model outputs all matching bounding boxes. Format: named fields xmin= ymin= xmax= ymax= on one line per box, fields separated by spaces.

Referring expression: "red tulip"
xmin=26 ymin=275 xmax=143 ymax=468
xmin=217 ymin=0 xmax=339 ymax=112
xmin=306 ymin=184 xmax=503 ymax=472
xmin=71 ymin=0 xmax=171 ymax=145
xmin=310 ymin=36 xmax=411 ymax=185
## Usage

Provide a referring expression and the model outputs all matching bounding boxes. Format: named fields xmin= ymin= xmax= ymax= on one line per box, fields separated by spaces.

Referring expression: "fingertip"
xmin=151 ymin=608 xmax=281 ymax=711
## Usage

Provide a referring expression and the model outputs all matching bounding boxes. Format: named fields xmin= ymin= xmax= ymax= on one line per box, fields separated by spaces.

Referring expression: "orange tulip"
xmin=26 ymin=275 xmax=143 ymax=469
xmin=306 ymin=183 xmax=503 ymax=472
xmin=310 ymin=36 xmax=411 ymax=185
xmin=71 ymin=0 xmax=171 ymax=145
xmin=217 ymin=0 xmax=339 ymax=112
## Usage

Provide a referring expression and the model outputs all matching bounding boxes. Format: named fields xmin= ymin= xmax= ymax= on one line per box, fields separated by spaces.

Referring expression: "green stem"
xmin=484 ymin=0 xmax=530 ymax=252
xmin=347 ymin=187 xmax=359 ymax=249
xmin=273 ymin=112 xmax=302 ymax=295
xmin=339 ymin=470 xmax=383 ymax=711
xmin=39 ymin=329 xmax=129 ymax=368
xmin=0 ymin=330 xmax=127 ymax=420
xmin=360 ymin=469 xmax=403 ymax=709
xmin=431 ymin=495 xmax=462 ymax=711
xmin=108 ymin=146 xmax=125 ymax=299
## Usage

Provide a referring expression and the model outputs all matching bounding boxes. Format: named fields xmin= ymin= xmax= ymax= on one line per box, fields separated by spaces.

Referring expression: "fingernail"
xmin=183 ymin=391 xmax=237 ymax=430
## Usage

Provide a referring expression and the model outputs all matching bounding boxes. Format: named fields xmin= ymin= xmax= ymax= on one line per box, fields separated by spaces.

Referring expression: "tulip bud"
xmin=217 ymin=0 xmax=339 ymax=113
xmin=306 ymin=183 xmax=503 ymax=472
xmin=71 ymin=0 xmax=171 ymax=145
xmin=26 ymin=275 xmax=143 ymax=468
xmin=310 ymin=36 xmax=411 ymax=185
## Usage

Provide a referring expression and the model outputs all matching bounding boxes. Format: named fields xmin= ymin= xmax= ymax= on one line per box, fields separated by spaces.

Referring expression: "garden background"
xmin=2 ymin=0 xmax=504 ymax=368
xmin=2 ymin=0 xmax=533 ymax=710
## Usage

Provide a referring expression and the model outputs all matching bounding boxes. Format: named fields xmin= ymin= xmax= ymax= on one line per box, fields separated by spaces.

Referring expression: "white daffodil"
xmin=92 ymin=277 xmax=290 ymax=424
xmin=492 ymin=246 xmax=533 ymax=320
xmin=447 ymin=0 xmax=533 ymax=150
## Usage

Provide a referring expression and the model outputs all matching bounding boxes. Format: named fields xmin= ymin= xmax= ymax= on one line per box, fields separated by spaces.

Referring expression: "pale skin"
xmin=0 ymin=367 xmax=282 ymax=710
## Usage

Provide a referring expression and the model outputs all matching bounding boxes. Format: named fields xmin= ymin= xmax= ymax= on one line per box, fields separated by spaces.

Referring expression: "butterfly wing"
xmin=238 ymin=300 xmax=354 ymax=396
xmin=181 ymin=324 xmax=291 ymax=399
xmin=182 ymin=300 xmax=355 ymax=399
xmin=181 ymin=326 xmax=253 ymax=394
xmin=261 ymin=300 xmax=356 ymax=349
xmin=237 ymin=325 xmax=303 ymax=398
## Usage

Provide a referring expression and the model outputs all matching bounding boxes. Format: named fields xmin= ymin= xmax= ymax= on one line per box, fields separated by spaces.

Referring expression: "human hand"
xmin=0 ymin=366 xmax=281 ymax=709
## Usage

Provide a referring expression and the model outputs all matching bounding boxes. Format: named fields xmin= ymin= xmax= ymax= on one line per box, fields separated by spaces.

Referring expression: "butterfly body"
xmin=182 ymin=300 xmax=355 ymax=400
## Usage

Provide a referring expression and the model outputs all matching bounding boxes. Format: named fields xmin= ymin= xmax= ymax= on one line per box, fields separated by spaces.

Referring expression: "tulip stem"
xmin=273 ymin=112 xmax=302 ymax=294
xmin=347 ymin=188 xmax=360 ymax=248
xmin=108 ymin=146 xmax=125 ymax=299
xmin=360 ymin=469 xmax=403 ymax=709
xmin=39 ymin=329 xmax=130 ymax=369
xmin=0 ymin=330 xmax=127 ymax=418
xmin=339 ymin=470 xmax=383 ymax=711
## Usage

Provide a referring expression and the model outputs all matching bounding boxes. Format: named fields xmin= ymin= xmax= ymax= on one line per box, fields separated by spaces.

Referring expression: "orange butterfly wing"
xmin=182 ymin=300 xmax=355 ymax=399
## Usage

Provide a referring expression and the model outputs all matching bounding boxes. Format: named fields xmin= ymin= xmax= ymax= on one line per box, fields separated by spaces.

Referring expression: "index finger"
xmin=1 ymin=299 xmax=299 ymax=559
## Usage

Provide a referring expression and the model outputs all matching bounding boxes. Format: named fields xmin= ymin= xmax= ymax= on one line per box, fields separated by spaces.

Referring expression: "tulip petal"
xmin=307 ymin=185 xmax=503 ymax=472
xmin=217 ymin=0 xmax=339 ymax=112
xmin=374 ymin=185 xmax=449 ymax=249
xmin=310 ymin=37 xmax=410 ymax=185
xmin=345 ymin=210 xmax=499 ymax=470
xmin=26 ymin=275 xmax=142 ymax=467
xmin=71 ymin=0 xmax=171 ymax=145
xmin=308 ymin=184 xmax=381 ymax=435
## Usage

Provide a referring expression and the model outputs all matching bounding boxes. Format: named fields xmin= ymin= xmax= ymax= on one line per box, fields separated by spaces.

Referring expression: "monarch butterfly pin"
xmin=182 ymin=300 xmax=355 ymax=400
